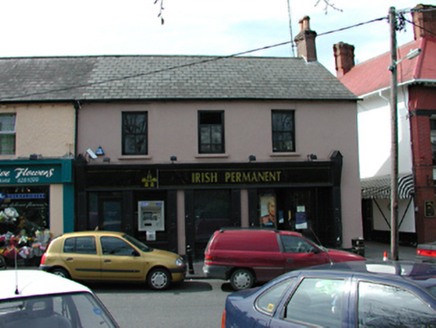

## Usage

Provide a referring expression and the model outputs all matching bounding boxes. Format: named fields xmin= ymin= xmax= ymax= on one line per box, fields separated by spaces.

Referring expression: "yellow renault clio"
xmin=40 ymin=231 xmax=186 ymax=290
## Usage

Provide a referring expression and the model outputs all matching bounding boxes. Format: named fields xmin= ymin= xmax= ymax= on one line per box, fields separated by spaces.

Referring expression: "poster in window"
xmin=260 ymin=196 xmax=276 ymax=228
xmin=295 ymin=205 xmax=307 ymax=229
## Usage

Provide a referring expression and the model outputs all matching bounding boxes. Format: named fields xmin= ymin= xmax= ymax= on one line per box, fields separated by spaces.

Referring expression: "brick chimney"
xmin=294 ymin=16 xmax=317 ymax=62
xmin=333 ymin=42 xmax=355 ymax=78
xmin=412 ymin=4 xmax=436 ymax=39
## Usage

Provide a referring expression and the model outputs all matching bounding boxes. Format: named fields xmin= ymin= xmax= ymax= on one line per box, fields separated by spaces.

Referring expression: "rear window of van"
xmin=214 ymin=231 xmax=279 ymax=252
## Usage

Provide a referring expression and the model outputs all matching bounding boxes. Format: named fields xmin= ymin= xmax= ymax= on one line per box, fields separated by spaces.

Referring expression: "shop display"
xmin=0 ymin=206 xmax=51 ymax=265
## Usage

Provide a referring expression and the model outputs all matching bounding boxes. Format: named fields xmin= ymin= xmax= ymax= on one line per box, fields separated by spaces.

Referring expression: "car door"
xmin=99 ymin=236 xmax=145 ymax=281
xmin=269 ymin=276 xmax=347 ymax=327
xmin=62 ymin=236 xmax=101 ymax=280
xmin=355 ymin=279 xmax=436 ymax=326
xmin=279 ymin=235 xmax=330 ymax=272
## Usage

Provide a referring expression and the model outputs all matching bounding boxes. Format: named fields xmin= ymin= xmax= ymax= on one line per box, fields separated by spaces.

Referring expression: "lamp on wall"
xmin=307 ymin=154 xmax=317 ymax=161
xmin=170 ymin=156 xmax=177 ymax=163
xmin=249 ymin=155 xmax=256 ymax=162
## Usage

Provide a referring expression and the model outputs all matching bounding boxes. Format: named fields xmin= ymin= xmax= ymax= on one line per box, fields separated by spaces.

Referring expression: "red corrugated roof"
xmin=340 ymin=38 xmax=436 ymax=96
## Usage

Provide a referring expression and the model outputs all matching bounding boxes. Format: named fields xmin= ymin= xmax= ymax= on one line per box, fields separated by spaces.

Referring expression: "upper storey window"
xmin=272 ymin=110 xmax=295 ymax=152
xmin=0 ymin=114 xmax=16 ymax=155
xmin=198 ymin=111 xmax=224 ymax=154
xmin=122 ymin=112 xmax=148 ymax=155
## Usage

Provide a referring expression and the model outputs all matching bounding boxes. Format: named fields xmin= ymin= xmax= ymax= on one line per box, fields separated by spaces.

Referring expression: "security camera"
xmin=87 ymin=149 xmax=97 ymax=159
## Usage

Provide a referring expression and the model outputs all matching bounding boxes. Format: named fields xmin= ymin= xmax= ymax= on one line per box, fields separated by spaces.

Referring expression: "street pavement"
xmin=186 ymin=241 xmax=418 ymax=279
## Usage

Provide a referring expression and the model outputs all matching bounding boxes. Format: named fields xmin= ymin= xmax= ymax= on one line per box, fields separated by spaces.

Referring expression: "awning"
xmin=361 ymin=174 xmax=414 ymax=200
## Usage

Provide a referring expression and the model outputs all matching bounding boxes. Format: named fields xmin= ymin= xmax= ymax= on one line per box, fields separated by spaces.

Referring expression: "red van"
xmin=203 ymin=229 xmax=365 ymax=290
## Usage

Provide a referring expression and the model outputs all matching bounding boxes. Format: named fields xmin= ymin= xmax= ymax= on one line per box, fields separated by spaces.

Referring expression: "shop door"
xmin=185 ymin=189 xmax=240 ymax=259
xmin=99 ymin=198 xmax=122 ymax=232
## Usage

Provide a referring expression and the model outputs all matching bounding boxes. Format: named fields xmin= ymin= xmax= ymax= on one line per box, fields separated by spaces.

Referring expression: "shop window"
xmin=198 ymin=111 xmax=224 ymax=154
xmin=272 ymin=110 xmax=295 ymax=152
xmin=0 ymin=186 xmax=50 ymax=262
xmin=430 ymin=119 xmax=436 ymax=165
xmin=122 ymin=112 xmax=147 ymax=155
xmin=0 ymin=114 xmax=16 ymax=155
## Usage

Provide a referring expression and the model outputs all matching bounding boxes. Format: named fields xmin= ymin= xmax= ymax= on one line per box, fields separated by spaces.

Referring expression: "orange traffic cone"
xmin=383 ymin=251 xmax=388 ymax=261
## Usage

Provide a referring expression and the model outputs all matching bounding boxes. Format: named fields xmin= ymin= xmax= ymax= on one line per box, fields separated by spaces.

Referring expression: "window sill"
xmin=118 ymin=155 xmax=152 ymax=160
xmin=195 ymin=153 xmax=229 ymax=159
xmin=269 ymin=152 xmax=301 ymax=157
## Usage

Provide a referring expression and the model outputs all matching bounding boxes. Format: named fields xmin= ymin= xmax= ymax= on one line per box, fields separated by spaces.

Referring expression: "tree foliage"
xmin=153 ymin=0 xmax=342 ymax=25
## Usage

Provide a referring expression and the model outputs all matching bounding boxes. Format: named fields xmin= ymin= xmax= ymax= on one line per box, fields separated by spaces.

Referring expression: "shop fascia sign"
xmin=0 ymin=166 xmax=61 ymax=184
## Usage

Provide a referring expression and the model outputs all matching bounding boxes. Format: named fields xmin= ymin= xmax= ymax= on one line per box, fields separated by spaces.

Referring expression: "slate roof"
xmin=340 ymin=38 xmax=436 ymax=96
xmin=0 ymin=55 xmax=357 ymax=102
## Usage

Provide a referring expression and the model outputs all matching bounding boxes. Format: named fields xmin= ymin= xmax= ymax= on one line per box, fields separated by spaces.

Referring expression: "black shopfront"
xmin=75 ymin=152 xmax=343 ymax=258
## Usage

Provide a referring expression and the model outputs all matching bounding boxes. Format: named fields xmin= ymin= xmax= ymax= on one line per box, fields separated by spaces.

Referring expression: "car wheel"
xmin=147 ymin=268 xmax=171 ymax=290
xmin=230 ymin=269 xmax=254 ymax=290
xmin=51 ymin=267 xmax=70 ymax=279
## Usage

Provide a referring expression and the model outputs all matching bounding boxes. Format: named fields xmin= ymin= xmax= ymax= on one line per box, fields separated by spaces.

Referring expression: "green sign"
xmin=0 ymin=165 xmax=63 ymax=184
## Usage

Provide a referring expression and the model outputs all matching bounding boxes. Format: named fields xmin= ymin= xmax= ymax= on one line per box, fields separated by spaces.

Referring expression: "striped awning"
xmin=361 ymin=174 xmax=414 ymax=200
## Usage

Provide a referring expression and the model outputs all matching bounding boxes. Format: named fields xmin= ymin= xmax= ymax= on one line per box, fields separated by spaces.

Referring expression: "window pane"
xmin=431 ymin=120 xmax=436 ymax=165
xmin=64 ymin=237 xmax=96 ymax=254
xmin=200 ymin=126 xmax=211 ymax=144
xmin=256 ymin=278 xmax=295 ymax=314
xmin=281 ymin=235 xmax=313 ymax=253
xmin=358 ymin=281 xmax=436 ymax=327
xmin=122 ymin=112 xmax=147 ymax=155
xmin=0 ymin=114 xmax=16 ymax=132
xmin=0 ymin=135 xmax=15 ymax=155
xmin=285 ymin=278 xmax=344 ymax=326
xmin=101 ymin=237 xmax=135 ymax=256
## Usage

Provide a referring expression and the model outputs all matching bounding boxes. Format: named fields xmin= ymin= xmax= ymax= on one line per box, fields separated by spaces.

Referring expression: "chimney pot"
xmin=294 ymin=16 xmax=317 ymax=62
xmin=333 ymin=42 xmax=355 ymax=78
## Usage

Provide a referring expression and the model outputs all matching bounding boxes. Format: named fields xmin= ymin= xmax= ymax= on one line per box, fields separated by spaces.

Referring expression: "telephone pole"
xmin=389 ymin=6 xmax=399 ymax=260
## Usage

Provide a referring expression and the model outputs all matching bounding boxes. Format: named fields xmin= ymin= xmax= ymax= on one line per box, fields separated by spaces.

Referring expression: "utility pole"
xmin=389 ymin=6 xmax=399 ymax=260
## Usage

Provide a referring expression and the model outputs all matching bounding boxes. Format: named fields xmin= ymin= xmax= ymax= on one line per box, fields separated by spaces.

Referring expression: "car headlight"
xmin=175 ymin=258 xmax=184 ymax=267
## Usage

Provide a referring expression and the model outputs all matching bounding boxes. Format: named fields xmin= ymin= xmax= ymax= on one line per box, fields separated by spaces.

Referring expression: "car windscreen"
xmin=0 ymin=292 xmax=119 ymax=328
xmin=123 ymin=234 xmax=152 ymax=252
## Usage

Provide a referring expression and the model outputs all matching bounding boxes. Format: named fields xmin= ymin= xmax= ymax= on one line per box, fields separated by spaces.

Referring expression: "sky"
xmin=0 ymin=0 xmax=432 ymax=74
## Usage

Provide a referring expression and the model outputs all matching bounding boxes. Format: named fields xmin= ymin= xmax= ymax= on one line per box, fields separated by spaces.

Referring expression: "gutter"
xmin=359 ymin=79 xmax=436 ymax=98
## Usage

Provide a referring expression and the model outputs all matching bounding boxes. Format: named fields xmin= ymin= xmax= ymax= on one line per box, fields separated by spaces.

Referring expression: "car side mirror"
xmin=310 ymin=247 xmax=320 ymax=254
xmin=132 ymin=250 xmax=140 ymax=256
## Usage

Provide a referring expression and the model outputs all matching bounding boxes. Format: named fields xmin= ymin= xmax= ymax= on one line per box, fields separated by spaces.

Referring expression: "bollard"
xmin=186 ymin=245 xmax=194 ymax=274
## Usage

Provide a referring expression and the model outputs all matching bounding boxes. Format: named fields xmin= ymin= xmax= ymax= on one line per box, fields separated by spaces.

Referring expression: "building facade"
xmin=0 ymin=102 xmax=75 ymax=263
xmin=0 ymin=17 xmax=362 ymax=258
xmin=334 ymin=4 xmax=436 ymax=244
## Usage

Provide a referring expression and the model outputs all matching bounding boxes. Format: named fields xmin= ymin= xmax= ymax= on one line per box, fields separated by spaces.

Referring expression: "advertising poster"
xmin=260 ymin=196 xmax=276 ymax=228
xmin=295 ymin=205 xmax=307 ymax=229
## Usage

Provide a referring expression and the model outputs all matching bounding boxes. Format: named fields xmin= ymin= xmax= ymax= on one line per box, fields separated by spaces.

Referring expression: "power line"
xmin=0 ymin=11 xmax=424 ymax=102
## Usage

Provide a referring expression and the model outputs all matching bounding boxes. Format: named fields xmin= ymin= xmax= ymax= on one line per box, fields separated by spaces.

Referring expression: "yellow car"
xmin=40 ymin=231 xmax=186 ymax=290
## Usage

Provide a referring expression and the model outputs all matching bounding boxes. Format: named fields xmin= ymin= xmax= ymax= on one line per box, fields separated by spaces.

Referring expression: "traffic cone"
xmin=383 ymin=251 xmax=388 ymax=261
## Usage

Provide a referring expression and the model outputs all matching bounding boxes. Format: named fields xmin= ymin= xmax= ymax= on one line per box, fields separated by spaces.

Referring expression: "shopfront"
xmin=76 ymin=152 xmax=343 ymax=258
xmin=0 ymin=159 xmax=74 ymax=265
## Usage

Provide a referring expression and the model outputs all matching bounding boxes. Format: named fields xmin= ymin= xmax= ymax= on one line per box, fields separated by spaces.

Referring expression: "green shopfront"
xmin=76 ymin=152 xmax=343 ymax=259
xmin=0 ymin=159 xmax=74 ymax=264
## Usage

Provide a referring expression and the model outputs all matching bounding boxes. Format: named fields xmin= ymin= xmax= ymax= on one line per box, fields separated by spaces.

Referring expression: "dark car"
xmin=417 ymin=241 xmax=436 ymax=263
xmin=222 ymin=261 xmax=436 ymax=327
